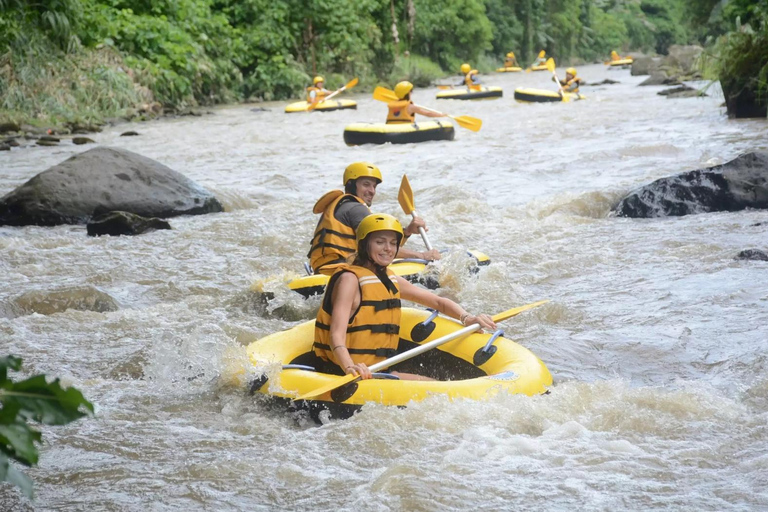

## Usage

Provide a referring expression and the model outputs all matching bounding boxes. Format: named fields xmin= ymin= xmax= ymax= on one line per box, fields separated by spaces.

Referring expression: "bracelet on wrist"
xmin=460 ymin=313 xmax=470 ymax=325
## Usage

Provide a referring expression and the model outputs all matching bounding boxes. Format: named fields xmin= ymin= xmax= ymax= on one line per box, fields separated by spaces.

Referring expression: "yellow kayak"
xmin=247 ymin=306 xmax=553 ymax=420
xmin=435 ymin=86 xmax=503 ymax=100
xmin=496 ymin=66 xmax=523 ymax=73
xmin=513 ymin=87 xmax=586 ymax=103
xmin=607 ymin=58 xmax=633 ymax=67
xmin=528 ymin=65 xmax=549 ymax=72
xmin=284 ymin=99 xmax=357 ymax=113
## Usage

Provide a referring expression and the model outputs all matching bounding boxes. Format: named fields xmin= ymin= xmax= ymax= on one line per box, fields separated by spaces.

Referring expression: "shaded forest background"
xmin=0 ymin=0 xmax=766 ymax=124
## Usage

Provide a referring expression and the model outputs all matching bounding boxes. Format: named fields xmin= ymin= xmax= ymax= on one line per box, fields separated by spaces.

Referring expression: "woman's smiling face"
xmin=366 ymin=230 xmax=399 ymax=266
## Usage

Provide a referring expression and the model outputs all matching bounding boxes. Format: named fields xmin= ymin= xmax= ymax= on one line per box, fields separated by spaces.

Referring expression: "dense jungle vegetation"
xmin=0 ymin=0 xmax=766 ymax=125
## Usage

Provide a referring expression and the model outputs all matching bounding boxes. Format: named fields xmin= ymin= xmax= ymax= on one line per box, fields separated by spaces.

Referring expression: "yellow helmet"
xmin=344 ymin=162 xmax=382 ymax=186
xmin=394 ymin=81 xmax=414 ymax=100
xmin=611 ymin=50 xmax=619 ymax=57
xmin=506 ymin=52 xmax=515 ymax=58
xmin=538 ymin=50 xmax=546 ymax=58
xmin=460 ymin=63 xmax=471 ymax=74
xmin=356 ymin=213 xmax=404 ymax=245
xmin=566 ymin=67 xmax=577 ymax=76
xmin=313 ymin=76 xmax=324 ymax=85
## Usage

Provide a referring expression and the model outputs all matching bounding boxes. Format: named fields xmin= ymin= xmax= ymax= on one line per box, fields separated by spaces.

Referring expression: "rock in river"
xmin=87 ymin=210 xmax=171 ymax=236
xmin=0 ymin=146 xmax=224 ymax=226
xmin=613 ymin=152 xmax=768 ymax=218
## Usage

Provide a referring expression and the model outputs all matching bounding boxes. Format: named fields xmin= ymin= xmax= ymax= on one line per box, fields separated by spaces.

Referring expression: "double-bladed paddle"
xmin=398 ymin=174 xmax=432 ymax=251
xmin=372 ymin=86 xmax=482 ymax=132
xmin=307 ymin=77 xmax=359 ymax=111
xmin=545 ymin=58 xmax=570 ymax=103
xmin=294 ymin=300 xmax=549 ymax=400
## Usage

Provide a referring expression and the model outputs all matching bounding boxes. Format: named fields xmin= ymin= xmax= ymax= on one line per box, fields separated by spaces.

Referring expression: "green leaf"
xmin=0 ymin=453 xmax=33 ymax=499
xmin=2 ymin=375 xmax=94 ymax=425
xmin=0 ymin=420 xmax=42 ymax=466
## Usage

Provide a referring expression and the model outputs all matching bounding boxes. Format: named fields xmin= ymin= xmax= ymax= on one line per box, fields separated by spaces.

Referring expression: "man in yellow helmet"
xmin=306 ymin=76 xmax=330 ymax=106
xmin=308 ymin=162 xmax=441 ymax=275
xmin=554 ymin=67 xmax=582 ymax=93
xmin=456 ymin=63 xmax=481 ymax=90
xmin=531 ymin=50 xmax=547 ymax=67
xmin=386 ymin=81 xmax=449 ymax=124
xmin=504 ymin=52 xmax=518 ymax=68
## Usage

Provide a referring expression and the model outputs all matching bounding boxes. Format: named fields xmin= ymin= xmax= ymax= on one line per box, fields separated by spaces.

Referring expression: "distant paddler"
xmin=386 ymin=81 xmax=451 ymax=124
xmin=530 ymin=50 xmax=547 ymax=68
xmin=553 ymin=67 xmax=582 ymax=93
xmin=456 ymin=63 xmax=482 ymax=91
xmin=308 ymin=162 xmax=441 ymax=276
xmin=504 ymin=52 xmax=519 ymax=68
xmin=306 ymin=76 xmax=331 ymax=106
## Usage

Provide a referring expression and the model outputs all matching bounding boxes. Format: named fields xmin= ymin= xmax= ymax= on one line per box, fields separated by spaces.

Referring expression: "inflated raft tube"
xmin=272 ymin=250 xmax=491 ymax=298
xmin=528 ymin=65 xmax=549 ymax=72
xmin=343 ymin=121 xmax=454 ymax=146
xmin=285 ymin=99 xmax=357 ymax=113
xmin=513 ymin=87 xmax=586 ymax=103
xmin=608 ymin=58 xmax=633 ymax=67
xmin=496 ymin=66 xmax=523 ymax=73
xmin=436 ymin=86 xmax=503 ymax=100
xmin=247 ymin=307 xmax=553 ymax=421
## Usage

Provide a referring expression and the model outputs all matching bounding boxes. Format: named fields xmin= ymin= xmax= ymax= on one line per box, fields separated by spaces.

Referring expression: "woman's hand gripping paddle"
xmin=308 ymin=77 xmax=358 ymax=111
xmin=398 ymin=174 xmax=432 ymax=251
xmin=372 ymin=87 xmax=482 ymax=132
xmin=294 ymin=300 xmax=549 ymax=400
xmin=546 ymin=58 xmax=570 ymax=103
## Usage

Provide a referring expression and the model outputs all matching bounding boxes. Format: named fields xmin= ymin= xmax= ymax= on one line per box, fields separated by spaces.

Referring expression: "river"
xmin=1 ymin=63 xmax=768 ymax=510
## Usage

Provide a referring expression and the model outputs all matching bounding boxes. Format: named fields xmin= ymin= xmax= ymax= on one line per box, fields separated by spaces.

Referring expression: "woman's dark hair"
xmin=351 ymin=235 xmax=399 ymax=294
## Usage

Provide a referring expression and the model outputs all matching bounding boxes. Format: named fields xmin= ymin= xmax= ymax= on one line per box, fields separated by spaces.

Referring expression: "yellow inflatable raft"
xmin=513 ymin=87 xmax=586 ymax=103
xmin=436 ymin=86 xmax=503 ymax=100
xmin=284 ymin=99 xmax=357 ymax=113
xmin=607 ymin=58 xmax=633 ymax=67
xmin=496 ymin=66 xmax=523 ymax=73
xmin=343 ymin=121 xmax=454 ymax=145
xmin=254 ymin=250 xmax=491 ymax=299
xmin=247 ymin=307 xmax=553 ymax=420
xmin=528 ymin=65 xmax=549 ymax=72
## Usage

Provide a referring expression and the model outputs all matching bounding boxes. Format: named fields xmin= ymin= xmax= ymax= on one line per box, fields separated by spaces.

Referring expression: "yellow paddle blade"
xmin=491 ymin=300 xmax=549 ymax=323
xmin=525 ymin=68 xmax=532 ymax=73
xmin=437 ymin=85 xmax=453 ymax=90
xmin=451 ymin=115 xmax=482 ymax=132
xmin=546 ymin=58 xmax=556 ymax=73
xmin=398 ymin=175 xmax=415 ymax=215
xmin=295 ymin=374 xmax=356 ymax=401
xmin=373 ymin=86 xmax=398 ymax=102
xmin=346 ymin=77 xmax=359 ymax=90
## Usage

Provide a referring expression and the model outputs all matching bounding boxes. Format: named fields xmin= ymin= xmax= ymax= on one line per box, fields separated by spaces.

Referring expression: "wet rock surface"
xmin=87 ymin=211 xmax=171 ymax=236
xmin=736 ymin=249 xmax=768 ymax=261
xmin=613 ymin=152 xmax=768 ymax=218
xmin=12 ymin=285 xmax=120 ymax=316
xmin=0 ymin=146 xmax=224 ymax=226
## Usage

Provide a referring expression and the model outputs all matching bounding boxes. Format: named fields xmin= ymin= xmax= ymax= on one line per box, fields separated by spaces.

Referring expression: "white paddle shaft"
xmin=410 ymin=211 xmax=432 ymax=251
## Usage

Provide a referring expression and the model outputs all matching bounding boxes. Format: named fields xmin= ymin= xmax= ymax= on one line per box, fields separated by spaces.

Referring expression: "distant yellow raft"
xmin=343 ymin=120 xmax=455 ymax=145
xmin=496 ymin=66 xmax=523 ymax=73
xmin=284 ymin=99 xmax=357 ymax=113
xmin=513 ymin=87 xmax=586 ymax=103
xmin=435 ymin=86 xmax=503 ymax=100
xmin=608 ymin=58 xmax=633 ymax=67
xmin=247 ymin=307 xmax=553 ymax=420
xmin=528 ymin=65 xmax=549 ymax=72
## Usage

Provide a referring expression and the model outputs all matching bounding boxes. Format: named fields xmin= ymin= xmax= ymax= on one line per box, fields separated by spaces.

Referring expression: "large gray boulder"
xmin=613 ymin=152 xmax=768 ymax=218
xmin=0 ymin=146 xmax=223 ymax=226
xmin=631 ymin=56 xmax=660 ymax=76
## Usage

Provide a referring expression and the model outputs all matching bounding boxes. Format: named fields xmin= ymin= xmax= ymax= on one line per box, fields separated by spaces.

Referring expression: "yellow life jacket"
xmin=306 ymin=86 xmax=328 ymax=103
xmin=504 ymin=58 xmax=517 ymax=67
xmin=308 ymin=192 xmax=369 ymax=275
xmin=386 ymin=100 xmax=415 ymax=124
xmin=313 ymin=265 xmax=401 ymax=368
xmin=465 ymin=70 xmax=481 ymax=91
xmin=564 ymin=77 xmax=582 ymax=93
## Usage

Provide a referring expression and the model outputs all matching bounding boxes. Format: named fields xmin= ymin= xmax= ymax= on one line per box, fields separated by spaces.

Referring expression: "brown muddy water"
xmin=1 ymin=63 xmax=768 ymax=511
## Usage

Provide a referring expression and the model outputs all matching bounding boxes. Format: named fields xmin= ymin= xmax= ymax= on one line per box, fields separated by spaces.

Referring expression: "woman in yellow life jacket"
xmin=386 ymin=81 xmax=449 ymax=124
xmin=504 ymin=52 xmax=518 ymax=68
xmin=313 ymin=213 xmax=497 ymax=380
xmin=306 ymin=76 xmax=330 ymax=105
xmin=532 ymin=50 xmax=547 ymax=67
xmin=556 ymin=67 xmax=582 ymax=93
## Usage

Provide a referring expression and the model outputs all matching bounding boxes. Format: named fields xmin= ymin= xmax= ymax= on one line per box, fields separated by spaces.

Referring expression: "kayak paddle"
xmin=308 ymin=77 xmax=358 ymax=111
xmin=545 ymin=58 xmax=570 ymax=103
xmin=398 ymin=174 xmax=432 ymax=251
xmin=294 ymin=300 xmax=549 ymax=400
